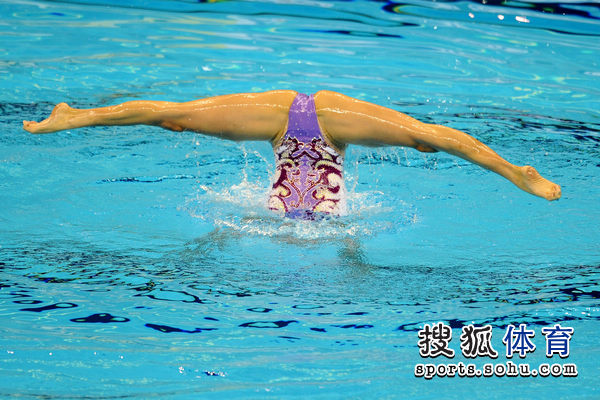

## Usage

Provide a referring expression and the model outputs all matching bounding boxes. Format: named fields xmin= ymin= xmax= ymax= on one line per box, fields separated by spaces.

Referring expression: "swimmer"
xmin=23 ymin=90 xmax=561 ymax=219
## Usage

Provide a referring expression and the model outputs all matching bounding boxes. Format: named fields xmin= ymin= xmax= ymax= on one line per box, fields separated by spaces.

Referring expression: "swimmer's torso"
xmin=268 ymin=93 xmax=346 ymax=219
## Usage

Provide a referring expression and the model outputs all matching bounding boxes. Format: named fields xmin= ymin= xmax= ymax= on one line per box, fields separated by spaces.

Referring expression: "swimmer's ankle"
xmin=516 ymin=165 xmax=561 ymax=201
xmin=23 ymin=103 xmax=77 ymax=134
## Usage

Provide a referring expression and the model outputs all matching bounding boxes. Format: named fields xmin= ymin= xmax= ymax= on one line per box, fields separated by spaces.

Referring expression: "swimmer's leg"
xmin=411 ymin=123 xmax=561 ymax=201
xmin=315 ymin=90 xmax=561 ymax=201
xmin=23 ymin=91 xmax=297 ymax=143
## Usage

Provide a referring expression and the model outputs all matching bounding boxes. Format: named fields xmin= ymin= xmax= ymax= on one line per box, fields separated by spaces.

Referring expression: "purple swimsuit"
xmin=268 ymin=93 xmax=346 ymax=219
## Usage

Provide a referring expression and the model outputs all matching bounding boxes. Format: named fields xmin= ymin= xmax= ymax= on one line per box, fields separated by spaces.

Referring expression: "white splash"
xmin=183 ymin=145 xmax=420 ymax=240
xmin=185 ymin=175 xmax=417 ymax=240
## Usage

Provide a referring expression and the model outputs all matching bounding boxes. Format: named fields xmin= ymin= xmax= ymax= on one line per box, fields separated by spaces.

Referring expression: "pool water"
xmin=1 ymin=0 xmax=599 ymax=398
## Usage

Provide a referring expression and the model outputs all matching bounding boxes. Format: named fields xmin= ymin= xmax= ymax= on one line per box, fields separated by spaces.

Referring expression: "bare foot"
xmin=517 ymin=166 xmax=561 ymax=201
xmin=23 ymin=103 xmax=76 ymax=134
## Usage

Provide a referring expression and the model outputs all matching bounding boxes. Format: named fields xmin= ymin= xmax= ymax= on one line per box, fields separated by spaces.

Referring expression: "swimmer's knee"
xmin=160 ymin=121 xmax=184 ymax=132
xmin=415 ymin=143 xmax=438 ymax=153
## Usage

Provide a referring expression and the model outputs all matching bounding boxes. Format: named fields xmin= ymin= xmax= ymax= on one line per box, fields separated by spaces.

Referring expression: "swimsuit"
xmin=268 ymin=93 xmax=346 ymax=219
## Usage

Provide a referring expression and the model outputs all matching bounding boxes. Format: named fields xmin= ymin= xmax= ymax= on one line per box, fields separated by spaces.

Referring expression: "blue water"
xmin=1 ymin=0 xmax=599 ymax=398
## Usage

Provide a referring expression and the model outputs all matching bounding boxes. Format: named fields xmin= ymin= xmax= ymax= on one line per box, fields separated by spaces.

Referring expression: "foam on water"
xmin=184 ymin=171 xmax=417 ymax=240
xmin=179 ymin=141 xmax=422 ymax=240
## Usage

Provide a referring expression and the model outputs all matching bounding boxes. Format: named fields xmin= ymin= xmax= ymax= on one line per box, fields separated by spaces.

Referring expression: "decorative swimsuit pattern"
xmin=268 ymin=93 xmax=345 ymax=219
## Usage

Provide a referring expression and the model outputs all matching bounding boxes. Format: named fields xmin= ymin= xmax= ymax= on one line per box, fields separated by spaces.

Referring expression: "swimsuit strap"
xmin=284 ymin=93 xmax=322 ymax=142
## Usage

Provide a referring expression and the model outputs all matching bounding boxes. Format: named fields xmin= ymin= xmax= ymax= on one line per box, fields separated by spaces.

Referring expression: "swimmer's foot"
xmin=23 ymin=103 xmax=77 ymax=134
xmin=515 ymin=165 xmax=561 ymax=201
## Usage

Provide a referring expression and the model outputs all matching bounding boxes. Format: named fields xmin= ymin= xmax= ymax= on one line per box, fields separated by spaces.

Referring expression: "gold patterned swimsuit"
xmin=268 ymin=93 xmax=345 ymax=219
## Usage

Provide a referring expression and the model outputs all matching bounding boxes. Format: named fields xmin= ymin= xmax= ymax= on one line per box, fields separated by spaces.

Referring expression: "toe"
xmin=554 ymin=185 xmax=562 ymax=200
